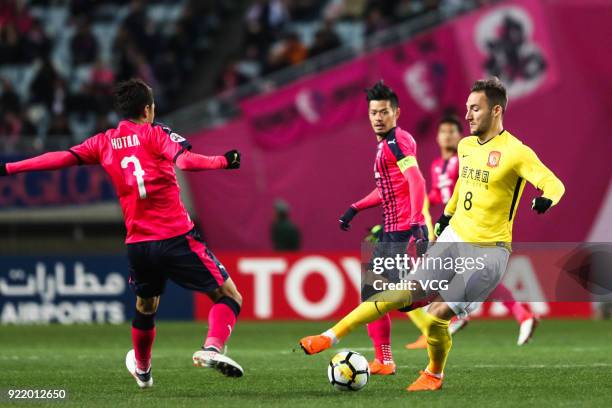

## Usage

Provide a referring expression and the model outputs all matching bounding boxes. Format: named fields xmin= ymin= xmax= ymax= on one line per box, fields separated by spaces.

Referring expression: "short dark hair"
xmin=113 ymin=78 xmax=154 ymax=119
xmin=365 ymin=80 xmax=399 ymax=110
xmin=439 ymin=115 xmax=463 ymax=134
xmin=470 ymin=77 xmax=507 ymax=112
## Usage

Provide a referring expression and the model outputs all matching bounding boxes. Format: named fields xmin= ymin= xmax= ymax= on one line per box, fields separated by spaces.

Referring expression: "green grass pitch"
xmin=1 ymin=320 xmax=611 ymax=407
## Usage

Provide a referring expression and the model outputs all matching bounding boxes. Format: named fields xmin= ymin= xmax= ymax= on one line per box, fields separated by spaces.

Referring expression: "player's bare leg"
xmin=406 ymin=300 xmax=454 ymax=392
xmin=126 ymin=296 xmax=159 ymax=388
xmin=192 ymin=278 xmax=244 ymax=377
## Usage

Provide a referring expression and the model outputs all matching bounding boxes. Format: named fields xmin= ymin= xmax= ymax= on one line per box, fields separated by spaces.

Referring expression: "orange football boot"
xmin=406 ymin=370 xmax=443 ymax=391
xmin=368 ymin=359 xmax=396 ymax=375
xmin=299 ymin=335 xmax=332 ymax=355
xmin=405 ymin=334 xmax=428 ymax=350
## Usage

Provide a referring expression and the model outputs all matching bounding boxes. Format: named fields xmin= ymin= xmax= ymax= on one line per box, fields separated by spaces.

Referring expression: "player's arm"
xmin=392 ymin=132 xmax=426 ymax=238
xmin=443 ymin=176 xmax=460 ymax=217
xmin=175 ymin=150 xmax=240 ymax=171
xmin=515 ymin=144 xmax=565 ymax=214
xmin=339 ymin=189 xmax=381 ymax=231
xmin=1 ymin=151 xmax=80 ymax=176
xmin=353 ymin=188 xmax=382 ymax=210
xmin=153 ymin=123 xmax=240 ymax=171
xmin=0 ymin=135 xmax=101 ymax=175
xmin=401 ymin=163 xmax=427 ymax=240
xmin=0 ymin=134 xmax=101 ymax=176
xmin=400 ymin=162 xmax=426 ymax=221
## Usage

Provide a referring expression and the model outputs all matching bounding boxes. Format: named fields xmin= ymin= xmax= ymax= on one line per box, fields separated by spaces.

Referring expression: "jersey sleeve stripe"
xmin=386 ymin=128 xmax=406 ymax=161
xmin=67 ymin=149 xmax=84 ymax=165
xmin=508 ymin=177 xmax=524 ymax=221
xmin=173 ymin=147 xmax=190 ymax=164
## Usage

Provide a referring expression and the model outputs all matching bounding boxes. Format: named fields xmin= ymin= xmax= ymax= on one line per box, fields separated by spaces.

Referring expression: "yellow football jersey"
xmin=443 ymin=130 xmax=564 ymax=244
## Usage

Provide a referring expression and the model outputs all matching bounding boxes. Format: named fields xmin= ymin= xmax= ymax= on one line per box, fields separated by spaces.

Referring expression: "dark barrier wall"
xmin=0 ymin=157 xmax=116 ymax=208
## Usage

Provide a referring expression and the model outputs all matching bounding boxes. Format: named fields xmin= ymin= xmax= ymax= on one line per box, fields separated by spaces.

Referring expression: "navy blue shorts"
xmin=127 ymin=228 xmax=229 ymax=298
xmin=370 ymin=227 xmax=429 ymax=261
xmin=362 ymin=227 xmax=429 ymax=302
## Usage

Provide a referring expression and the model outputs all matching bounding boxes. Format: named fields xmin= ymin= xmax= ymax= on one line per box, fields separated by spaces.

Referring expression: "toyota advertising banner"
xmin=194 ymin=251 xmax=595 ymax=321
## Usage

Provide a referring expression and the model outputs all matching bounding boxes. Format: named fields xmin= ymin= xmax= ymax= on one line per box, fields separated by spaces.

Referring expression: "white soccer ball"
xmin=327 ymin=351 xmax=370 ymax=391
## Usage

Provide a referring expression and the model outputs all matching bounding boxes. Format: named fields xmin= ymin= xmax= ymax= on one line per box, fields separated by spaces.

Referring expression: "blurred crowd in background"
xmin=217 ymin=0 xmax=500 ymax=94
xmin=0 ymin=0 xmax=231 ymax=151
xmin=0 ymin=0 xmax=497 ymax=151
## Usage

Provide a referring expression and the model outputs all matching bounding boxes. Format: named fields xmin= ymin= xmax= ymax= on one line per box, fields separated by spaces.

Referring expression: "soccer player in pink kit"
xmin=0 ymin=79 xmax=245 ymax=388
xmin=405 ymin=116 xmax=538 ymax=350
xmin=338 ymin=81 xmax=429 ymax=375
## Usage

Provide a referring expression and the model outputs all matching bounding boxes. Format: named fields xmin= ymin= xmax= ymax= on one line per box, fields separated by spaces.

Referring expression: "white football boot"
xmin=449 ymin=317 xmax=469 ymax=336
xmin=126 ymin=349 xmax=153 ymax=388
xmin=192 ymin=346 xmax=244 ymax=378
xmin=517 ymin=316 xmax=539 ymax=346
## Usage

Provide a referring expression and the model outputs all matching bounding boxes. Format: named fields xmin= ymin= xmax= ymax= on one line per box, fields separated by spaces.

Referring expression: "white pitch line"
xmin=393 ymin=363 xmax=612 ymax=369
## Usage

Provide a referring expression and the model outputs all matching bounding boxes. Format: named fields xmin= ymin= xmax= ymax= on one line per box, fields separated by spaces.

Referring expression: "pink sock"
xmin=367 ymin=315 xmax=393 ymax=363
xmin=490 ymin=284 xmax=531 ymax=323
xmin=204 ymin=303 xmax=237 ymax=351
xmin=132 ymin=327 xmax=155 ymax=372
xmin=510 ymin=302 xmax=532 ymax=323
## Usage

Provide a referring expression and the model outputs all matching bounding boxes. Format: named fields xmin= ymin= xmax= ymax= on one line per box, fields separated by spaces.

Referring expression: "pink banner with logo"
xmin=453 ymin=0 xmax=560 ymax=100
xmin=240 ymin=58 xmax=371 ymax=149
xmin=375 ymin=25 xmax=469 ymax=132
xmin=186 ymin=0 xmax=612 ymax=254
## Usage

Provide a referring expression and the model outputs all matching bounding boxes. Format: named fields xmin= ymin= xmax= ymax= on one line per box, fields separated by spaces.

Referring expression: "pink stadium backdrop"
xmin=185 ymin=0 xmax=612 ymax=319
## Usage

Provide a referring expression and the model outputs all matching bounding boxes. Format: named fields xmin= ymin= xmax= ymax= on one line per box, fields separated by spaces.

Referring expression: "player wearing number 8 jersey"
xmin=299 ymin=77 xmax=565 ymax=392
xmin=0 ymin=79 xmax=245 ymax=388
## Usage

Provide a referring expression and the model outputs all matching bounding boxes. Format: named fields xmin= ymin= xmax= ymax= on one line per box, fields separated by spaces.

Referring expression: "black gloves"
xmin=339 ymin=207 xmax=358 ymax=231
xmin=410 ymin=223 xmax=429 ymax=257
xmin=224 ymin=150 xmax=241 ymax=169
xmin=410 ymin=223 xmax=425 ymax=241
xmin=434 ymin=214 xmax=452 ymax=237
xmin=532 ymin=197 xmax=553 ymax=214
xmin=0 ymin=163 xmax=6 ymax=176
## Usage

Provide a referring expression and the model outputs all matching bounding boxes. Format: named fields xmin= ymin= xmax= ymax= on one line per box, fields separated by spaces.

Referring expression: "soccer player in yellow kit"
xmin=299 ymin=77 xmax=565 ymax=392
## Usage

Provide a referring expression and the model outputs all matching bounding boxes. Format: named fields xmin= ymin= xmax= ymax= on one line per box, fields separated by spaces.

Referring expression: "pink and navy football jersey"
xmin=428 ymin=155 xmax=459 ymax=206
xmin=374 ymin=127 xmax=425 ymax=232
xmin=69 ymin=120 xmax=194 ymax=243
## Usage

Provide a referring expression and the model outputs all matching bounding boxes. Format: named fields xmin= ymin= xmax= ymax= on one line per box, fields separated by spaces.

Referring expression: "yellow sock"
xmin=421 ymin=313 xmax=452 ymax=375
xmin=407 ymin=308 xmax=429 ymax=335
xmin=331 ymin=291 xmax=411 ymax=339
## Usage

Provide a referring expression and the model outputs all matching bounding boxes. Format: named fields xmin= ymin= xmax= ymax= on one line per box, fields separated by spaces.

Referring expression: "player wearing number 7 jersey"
xmin=0 ymin=79 xmax=245 ymax=388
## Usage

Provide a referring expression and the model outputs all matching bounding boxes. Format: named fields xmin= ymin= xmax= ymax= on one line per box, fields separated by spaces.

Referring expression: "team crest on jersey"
xmin=487 ymin=151 xmax=501 ymax=167
xmin=170 ymin=132 xmax=186 ymax=143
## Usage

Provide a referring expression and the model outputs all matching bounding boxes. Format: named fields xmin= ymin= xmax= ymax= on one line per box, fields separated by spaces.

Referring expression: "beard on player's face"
xmin=472 ymin=110 xmax=493 ymax=136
